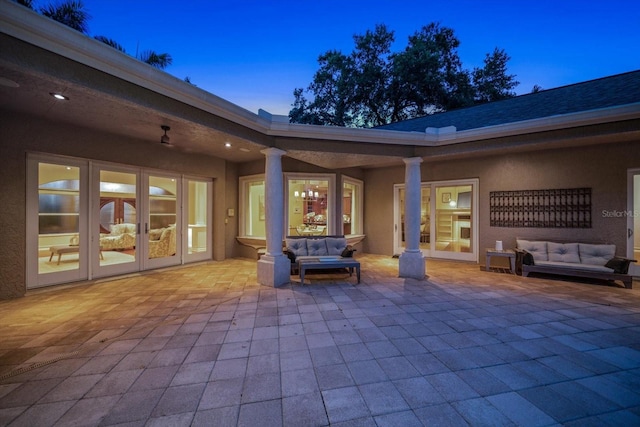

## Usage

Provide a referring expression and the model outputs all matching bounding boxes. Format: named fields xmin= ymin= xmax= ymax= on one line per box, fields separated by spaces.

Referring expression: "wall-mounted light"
xmin=161 ymin=125 xmax=171 ymax=144
xmin=50 ymin=92 xmax=69 ymax=100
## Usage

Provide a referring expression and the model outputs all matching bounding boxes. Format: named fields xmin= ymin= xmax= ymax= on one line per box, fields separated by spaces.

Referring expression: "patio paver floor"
xmin=1 ymin=255 xmax=639 ymax=426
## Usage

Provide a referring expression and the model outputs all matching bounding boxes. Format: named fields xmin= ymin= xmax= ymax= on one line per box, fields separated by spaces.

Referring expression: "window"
xmin=286 ymin=173 xmax=335 ymax=237
xmin=342 ymin=177 xmax=363 ymax=235
xmin=239 ymin=175 xmax=266 ymax=237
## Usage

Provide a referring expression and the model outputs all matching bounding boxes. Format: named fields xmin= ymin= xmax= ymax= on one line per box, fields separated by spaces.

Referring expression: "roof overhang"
xmin=2 ymin=0 xmax=639 ymax=169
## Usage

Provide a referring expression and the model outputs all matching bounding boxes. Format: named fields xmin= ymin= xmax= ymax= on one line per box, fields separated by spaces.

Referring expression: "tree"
xmin=17 ymin=1 xmax=174 ymax=71
xmin=13 ymin=0 xmax=34 ymax=9
xmin=290 ymin=23 xmax=520 ymax=127
xmin=472 ymin=48 xmax=519 ymax=103
xmin=93 ymin=37 xmax=173 ymax=70
xmin=137 ymin=50 xmax=173 ymax=69
xmin=94 ymin=35 xmax=125 ymax=52
xmin=40 ymin=0 xmax=90 ymax=34
xmin=390 ymin=23 xmax=476 ymax=119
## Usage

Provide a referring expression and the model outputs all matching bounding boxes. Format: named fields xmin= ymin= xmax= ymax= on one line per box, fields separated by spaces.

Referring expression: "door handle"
xmin=629 ymin=228 xmax=634 ymax=238
xmin=145 ymin=223 xmax=149 ymax=234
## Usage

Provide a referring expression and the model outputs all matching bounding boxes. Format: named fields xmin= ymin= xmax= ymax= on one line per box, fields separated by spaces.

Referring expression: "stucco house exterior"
xmin=1 ymin=0 xmax=639 ymax=298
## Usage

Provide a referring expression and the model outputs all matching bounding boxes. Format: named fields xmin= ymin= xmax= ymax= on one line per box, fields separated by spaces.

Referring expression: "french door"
xmin=394 ymin=179 xmax=478 ymax=262
xmin=27 ymin=154 xmax=211 ymax=289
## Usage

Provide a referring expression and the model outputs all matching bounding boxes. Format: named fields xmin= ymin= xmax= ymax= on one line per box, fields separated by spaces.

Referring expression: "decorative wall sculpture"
xmin=490 ymin=188 xmax=591 ymax=228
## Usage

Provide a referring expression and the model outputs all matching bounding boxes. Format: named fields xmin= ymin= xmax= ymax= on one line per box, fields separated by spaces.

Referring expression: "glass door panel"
xmin=185 ymin=178 xmax=212 ymax=262
xmin=93 ymin=167 xmax=139 ymax=277
xmin=28 ymin=159 xmax=88 ymax=288
xmin=420 ymin=187 xmax=431 ymax=250
xmin=145 ymin=174 xmax=180 ymax=268
xmin=433 ymin=184 xmax=474 ymax=260
xmin=394 ymin=180 xmax=477 ymax=262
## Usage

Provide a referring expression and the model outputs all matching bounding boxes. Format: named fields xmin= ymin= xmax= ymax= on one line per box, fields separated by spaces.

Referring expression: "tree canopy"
xmin=13 ymin=0 xmax=173 ymax=70
xmin=289 ymin=23 xmax=519 ymax=128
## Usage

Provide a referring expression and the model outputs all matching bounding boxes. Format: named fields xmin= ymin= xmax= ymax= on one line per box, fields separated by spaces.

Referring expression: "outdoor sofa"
xmin=515 ymin=238 xmax=636 ymax=289
xmin=284 ymin=235 xmax=356 ymax=275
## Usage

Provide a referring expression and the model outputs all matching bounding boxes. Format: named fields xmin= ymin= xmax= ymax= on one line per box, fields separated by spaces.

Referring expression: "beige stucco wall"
xmin=0 ymin=111 xmax=232 ymax=298
xmin=363 ymin=141 xmax=640 ymax=261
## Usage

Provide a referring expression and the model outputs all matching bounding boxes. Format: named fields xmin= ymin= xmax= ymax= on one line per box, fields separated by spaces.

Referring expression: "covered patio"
xmin=1 ymin=256 xmax=639 ymax=426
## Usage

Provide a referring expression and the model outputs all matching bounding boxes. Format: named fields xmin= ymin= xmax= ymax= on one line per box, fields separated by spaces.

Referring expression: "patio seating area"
xmin=0 ymin=255 xmax=639 ymax=426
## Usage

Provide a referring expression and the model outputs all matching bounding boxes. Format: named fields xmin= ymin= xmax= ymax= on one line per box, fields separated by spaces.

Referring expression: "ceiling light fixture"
xmin=50 ymin=92 xmax=68 ymax=100
xmin=225 ymin=142 xmax=232 ymax=148
xmin=160 ymin=125 xmax=171 ymax=144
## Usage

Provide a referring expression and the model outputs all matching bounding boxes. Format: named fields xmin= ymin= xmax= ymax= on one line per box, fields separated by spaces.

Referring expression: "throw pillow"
xmin=341 ymin=246 xmax=356 ymax=257
xmin=604 ymin=257 xmax=630 ymax=274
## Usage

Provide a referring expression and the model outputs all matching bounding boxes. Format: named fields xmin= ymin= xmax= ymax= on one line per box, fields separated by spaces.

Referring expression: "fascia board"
xmin=446 ymin=103 xmax=640 ymax=145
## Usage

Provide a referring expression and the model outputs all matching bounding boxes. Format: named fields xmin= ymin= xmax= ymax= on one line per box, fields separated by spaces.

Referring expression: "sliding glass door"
xmin=27 ymin=154 xmax=213 ymax=289
xmin=394 ymin=179 xmax=478 ymax=262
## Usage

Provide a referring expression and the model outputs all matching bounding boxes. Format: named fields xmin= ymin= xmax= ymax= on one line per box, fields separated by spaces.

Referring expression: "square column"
xmin=399 ymin=157 xmax=425 ymax=280
xmin=257 ymin=148 xmax=290 ymax=287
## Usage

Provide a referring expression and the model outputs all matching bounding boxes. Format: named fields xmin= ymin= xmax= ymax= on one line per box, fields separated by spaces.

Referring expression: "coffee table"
xmin=298 ymin=257 xmax=360 ymax=284
xmin=49 ymin=245 xmax=103 ymax=265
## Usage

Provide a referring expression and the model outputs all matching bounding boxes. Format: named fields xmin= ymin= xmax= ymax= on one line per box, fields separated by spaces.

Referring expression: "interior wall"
xmin=364 ymin=141 xmax=640 ymax=260
xmin=0 ymin=111 xmax=232 ymax=298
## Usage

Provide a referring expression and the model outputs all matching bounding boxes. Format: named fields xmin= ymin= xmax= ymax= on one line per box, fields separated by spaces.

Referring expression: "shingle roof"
xmin=376 ymin=70 xmax=640 ymax=132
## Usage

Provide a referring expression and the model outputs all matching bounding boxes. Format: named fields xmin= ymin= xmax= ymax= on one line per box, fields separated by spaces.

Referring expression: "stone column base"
xmin=257 ymin=254 xmax=291 ymax=287
xmin=399 ymin=250 xmax=426 ymax=280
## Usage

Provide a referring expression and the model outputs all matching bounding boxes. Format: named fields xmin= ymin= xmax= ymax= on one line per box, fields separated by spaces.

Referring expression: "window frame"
xmin=239 ymin=174 xmax=266 ymax=237
xmin=341 ymin=176 xmax=364 ymax=236
xmin=284 ymin=173 xmax=336 ymax=237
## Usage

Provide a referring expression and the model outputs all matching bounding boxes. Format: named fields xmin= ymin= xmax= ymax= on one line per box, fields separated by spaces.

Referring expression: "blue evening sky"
xmin=81 ymin=0 xmax=639 ymax=116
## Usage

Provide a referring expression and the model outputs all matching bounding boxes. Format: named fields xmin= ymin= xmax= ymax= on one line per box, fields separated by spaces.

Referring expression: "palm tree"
xmin=138 ymin=50 xmax=173 ymax=70
xmin=94 ymin=35 xmax=125 ymax=52
xmin=40 ymin=0 xmax=90 ymax=34
xmin=13 ymin=0 xmax=34 ymax=9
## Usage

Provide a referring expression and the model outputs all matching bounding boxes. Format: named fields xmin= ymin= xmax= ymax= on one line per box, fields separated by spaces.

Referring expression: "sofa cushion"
xmin=517 ymin=240 xmax=548 ymax=262
xmin=579 ymin=244 xmax=616 ymax=266
xmin=325 ymin=237 xmax=348 ymax=256
xmin=307 ymin=239 xmax=328 ymax=256
xmin=286 ymin=238 xmax=308 ymax=258
xmin=547 ymin=242 xmax=580 ymax=263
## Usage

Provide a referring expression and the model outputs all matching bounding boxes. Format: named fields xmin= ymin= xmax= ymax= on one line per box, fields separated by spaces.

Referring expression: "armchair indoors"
xmin=149 ymin=225 xmax=176 ymax=258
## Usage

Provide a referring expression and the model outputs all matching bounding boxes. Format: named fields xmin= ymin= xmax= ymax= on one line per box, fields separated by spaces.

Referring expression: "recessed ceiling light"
xmin=224 ymin=142 xmax=232 ymax=148
xmin=50 ymin=92 xmax=69 ymax=100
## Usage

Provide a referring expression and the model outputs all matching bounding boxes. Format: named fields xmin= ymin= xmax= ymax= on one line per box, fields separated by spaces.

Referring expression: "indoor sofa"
xmin=515 ymin=238 xmax=636 ymax=289
xmin=99 ymin=223 xmax=136 ymax=250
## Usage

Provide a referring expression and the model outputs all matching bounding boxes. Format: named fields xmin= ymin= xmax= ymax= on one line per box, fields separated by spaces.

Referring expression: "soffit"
xmin=1 ymin=3 xmax=638 ymax=170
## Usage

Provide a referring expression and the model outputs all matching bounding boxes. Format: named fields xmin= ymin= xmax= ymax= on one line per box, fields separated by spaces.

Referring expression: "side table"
xmin=485 ymin=249 xmax=515 ymax=274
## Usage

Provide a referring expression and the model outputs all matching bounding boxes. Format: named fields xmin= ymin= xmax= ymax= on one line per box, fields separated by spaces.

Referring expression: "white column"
xmin=257 ymin=148 xmax=290 ymax=287
xmin=399 ymin=157 xmax=426 ymax=279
